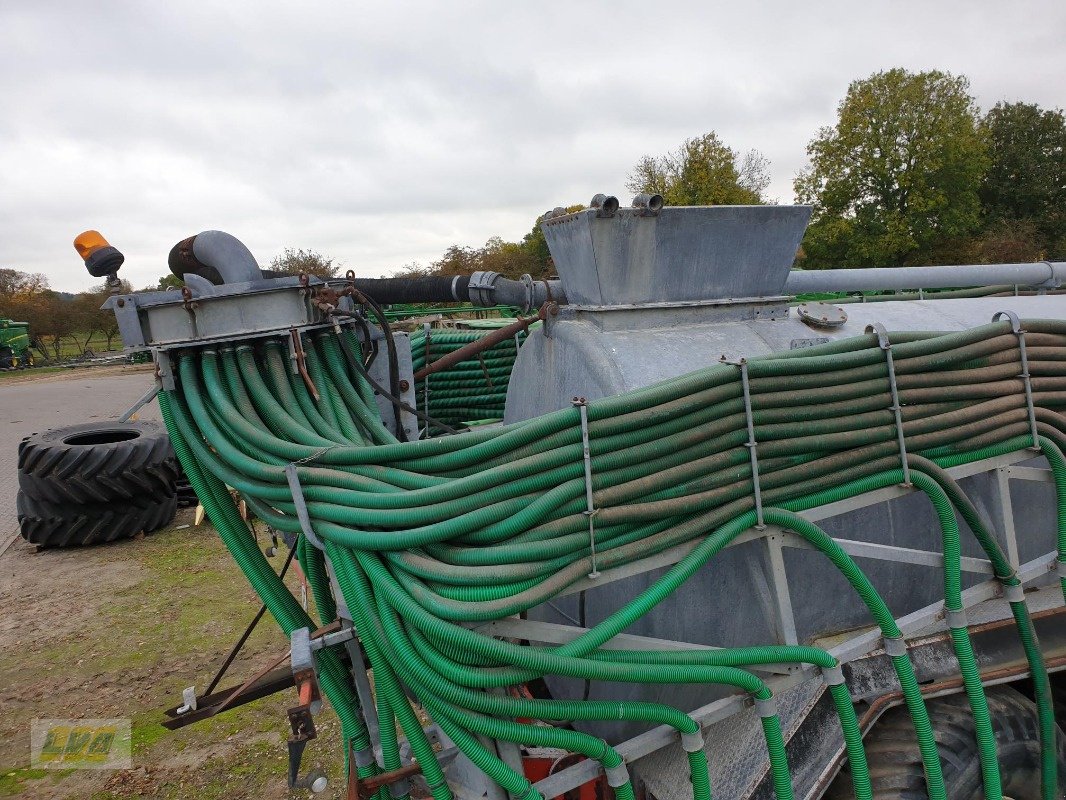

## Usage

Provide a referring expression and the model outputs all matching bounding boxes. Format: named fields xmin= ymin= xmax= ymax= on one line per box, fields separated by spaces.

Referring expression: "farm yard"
xmin=0 ymin=367 xmax=337 ymax=799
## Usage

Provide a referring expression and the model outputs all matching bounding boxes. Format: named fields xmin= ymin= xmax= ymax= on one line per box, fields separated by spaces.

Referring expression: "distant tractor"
xmin=0 ymin=318 xmax=34 ymax=369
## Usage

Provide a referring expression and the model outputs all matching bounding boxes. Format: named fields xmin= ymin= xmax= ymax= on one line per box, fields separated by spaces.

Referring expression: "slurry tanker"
xmin=90 ymin=197 xmax=1066 ymax=799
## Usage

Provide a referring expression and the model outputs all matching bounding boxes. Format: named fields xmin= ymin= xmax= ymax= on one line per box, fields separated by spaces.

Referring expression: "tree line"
xmin=395 ymin=67 xmax=1065 ymax=279
xmin=0 ymin=269 xmax=122 ymax=360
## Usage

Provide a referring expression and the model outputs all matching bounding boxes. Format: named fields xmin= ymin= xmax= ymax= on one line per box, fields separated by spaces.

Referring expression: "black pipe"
xmin=346 ymin=276 xmax=471 ymax=305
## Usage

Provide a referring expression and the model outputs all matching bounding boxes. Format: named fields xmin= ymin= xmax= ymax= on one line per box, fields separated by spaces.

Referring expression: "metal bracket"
xmin=572 ymin=397 xmax=601 ymax=578
xmin=285 ymin=463 xmax=326 ymax=550
xmin=866 ymin=323 xmax=910 ymax=485
xmin=118 ymin=380 xmax=162 ymax=422
xmin=720 ymin=358 xmax=764 ymax=528
xmin=993 ymin=311 xmax=1041 ymax=451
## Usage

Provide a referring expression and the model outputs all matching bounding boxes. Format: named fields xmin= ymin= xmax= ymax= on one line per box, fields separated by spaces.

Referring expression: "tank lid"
xmin=541 ymin=204 xmax=812 ymax=306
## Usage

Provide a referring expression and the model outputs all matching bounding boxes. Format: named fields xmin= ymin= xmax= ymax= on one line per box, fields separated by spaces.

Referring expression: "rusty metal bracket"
xmin=993 ymin=311 xmax=1041 ymax=451
xmin=866 ymin=323 xmax=910 ymax=485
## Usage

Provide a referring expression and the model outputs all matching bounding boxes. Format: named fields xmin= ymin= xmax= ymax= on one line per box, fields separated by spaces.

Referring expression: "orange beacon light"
xmin=74 ymin=230 xmax=124 ymax=278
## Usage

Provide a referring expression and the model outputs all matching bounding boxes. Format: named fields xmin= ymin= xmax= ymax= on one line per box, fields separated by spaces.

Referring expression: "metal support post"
xmin=866 ymin=323 xmax=910 ymax=485
xmin=572 ymin=397 xmax=601 ymax=578
xmin=721 ymin=358 xmax=764 ymax=528
xmin=993 ymin=311 xmax=1041 ymax=450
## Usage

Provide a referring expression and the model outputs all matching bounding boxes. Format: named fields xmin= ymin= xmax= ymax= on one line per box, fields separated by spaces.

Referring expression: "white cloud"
xmin=1 ymin=0 xmax=1064 ymax=291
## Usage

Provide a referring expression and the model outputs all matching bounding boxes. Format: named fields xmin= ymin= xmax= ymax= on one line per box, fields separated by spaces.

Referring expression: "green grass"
xmin=0 ymin=520 xmax=347 ymax=799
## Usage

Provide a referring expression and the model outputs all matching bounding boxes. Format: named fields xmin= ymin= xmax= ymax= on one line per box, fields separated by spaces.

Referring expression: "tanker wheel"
xmin=826 ymin=685 xmax=1066 ymax=799
xmin=18 ymin=420 xmax=179 ymax=505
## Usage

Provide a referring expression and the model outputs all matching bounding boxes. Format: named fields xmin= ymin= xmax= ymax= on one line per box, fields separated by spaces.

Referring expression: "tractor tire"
xmin=18 ymin=420 xmax=179 ymax=505
xmin=827 ymin=685 xmax=1066 ymax=799
xmin=0 ymin=346 xmax=13 ymax=369
xmin=16 ymin=491 xmax=177 ymax=548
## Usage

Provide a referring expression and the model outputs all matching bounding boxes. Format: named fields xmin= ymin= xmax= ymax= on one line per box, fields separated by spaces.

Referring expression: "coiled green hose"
xmin=160 ymin=320 xmax=1066 ymax=800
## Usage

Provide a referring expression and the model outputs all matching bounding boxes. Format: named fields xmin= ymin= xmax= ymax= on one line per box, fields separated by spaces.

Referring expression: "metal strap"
xmin=680 ymin=730 xmax=704 ymax=753
xmin=753 ymin=696 xmax=778 ymax=718
xmin=944 ymin=606 xmax=968 ymax=629
xmin=284 ymin=463 xmax=325 ymax=550
xmin=721 ymin=358 xmax=764 ymax=528
xmin=993 ymin=311 xmax=1040 ymax=450
xmin=1003 ymin=582 xmax=1026 ymax=603
xmin=866 ymin=323 xmax=910 ymax=485
xmin=572 ymin=398 xmax=601 ymax=578
xmin=883 ymin=635 xmax=908 ymax=657
xmin=604 ymin=763 xmax=630 ymax=788
xmin=820 ymin=664 xmax=845 ymax=686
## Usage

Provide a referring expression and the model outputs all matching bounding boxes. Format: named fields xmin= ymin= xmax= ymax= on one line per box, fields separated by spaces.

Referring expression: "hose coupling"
xmin=1002 ymin=582 xmax=1026 ymax=603
xmin=468 ymin=271 xmax=500 ymax=306
xmin=680 ymin=730 xmax=704 ymax=753
xmin=753 ymin=695 xmax=778 ymax=718
xmin=604 ymin=762 xmax=630 ymax=788
xmin=820 ymin=664 xmax=845 ymax=686
xmin=944 ymin=606 xmax=968 ymax=629
xmin=883 ymin=635 xmax=908 ymax=657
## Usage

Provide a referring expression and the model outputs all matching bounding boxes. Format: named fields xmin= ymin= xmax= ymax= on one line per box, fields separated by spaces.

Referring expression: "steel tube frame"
xmin=782 ymin=261 xmax=1066 ymax=295
xmin=504 ymin=447 xmax=1062 ymax=799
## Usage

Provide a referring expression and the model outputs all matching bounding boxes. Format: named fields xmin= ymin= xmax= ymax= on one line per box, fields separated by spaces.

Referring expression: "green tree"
xmin=149 ymin=274 xmax=184 ymax=290
xmin=626 ymin=132 xmax=770 ymax=206
xmin=980 ymin=102 xmax=1066 ymax=258
xmin=795 ymin=68 xmax=987 ymax=269
xmin=269 ymin=248 xmax=340 ymax=279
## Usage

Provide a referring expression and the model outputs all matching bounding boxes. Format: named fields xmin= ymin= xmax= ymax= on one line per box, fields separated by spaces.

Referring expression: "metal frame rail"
xmin=460 ymin=447 xmax=1065 ymax=800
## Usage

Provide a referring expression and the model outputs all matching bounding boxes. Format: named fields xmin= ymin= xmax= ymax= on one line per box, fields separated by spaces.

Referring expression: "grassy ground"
xmin=0 ymin=512 xmax=347 ymax=799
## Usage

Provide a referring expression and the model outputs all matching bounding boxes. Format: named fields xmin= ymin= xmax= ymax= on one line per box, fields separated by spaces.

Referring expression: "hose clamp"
xmin=883 ymin=635 xmax=908 ymax=657
xmin=468 ymin=271 xmax=500 ymax=307
xmin=753 ymin=696 xmax=778 ymax=718
xmin=1003 ymin=582 xmax=1026 ymax=603
xmin=865 ymin=323 xmax=909 ymax=485
xmin=353 ymin=747 xmax=377 ymax=768
xmin=680 ymin=730 xmax=704 ymax=753
xmin=604 ymin=763 xmax=630 ymax=788
xmin=993 ymin=311 xmax=1041 ymax=451
xmin=820 ymin=664 xmax=845 ymax=686
xmin=720 ymin=357 xmax=764 ymax=528
xmin=944 ymin=606 xmax=968 ymax=629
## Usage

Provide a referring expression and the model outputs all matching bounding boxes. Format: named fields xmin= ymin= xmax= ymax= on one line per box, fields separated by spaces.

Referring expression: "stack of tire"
xmin=16 ymin=421 xmax=180 ymax=547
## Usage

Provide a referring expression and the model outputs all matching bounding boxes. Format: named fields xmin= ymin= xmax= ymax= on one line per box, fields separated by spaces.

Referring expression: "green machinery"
xmin=0 ymin=318 xmax=33 ymax=368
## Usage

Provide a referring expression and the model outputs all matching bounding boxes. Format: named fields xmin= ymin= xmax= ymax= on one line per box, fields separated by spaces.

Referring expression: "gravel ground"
xmin=0 ymin=365 xmax=159 ymax=550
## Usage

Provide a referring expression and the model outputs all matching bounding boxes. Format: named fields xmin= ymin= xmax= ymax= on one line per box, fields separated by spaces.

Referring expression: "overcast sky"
xmin=1 ymin=1 xmax=1064 ymax=292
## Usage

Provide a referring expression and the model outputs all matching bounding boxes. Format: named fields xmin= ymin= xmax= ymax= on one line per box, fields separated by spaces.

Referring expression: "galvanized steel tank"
xmin=507 ymin=202 xmax=1066 ymax=741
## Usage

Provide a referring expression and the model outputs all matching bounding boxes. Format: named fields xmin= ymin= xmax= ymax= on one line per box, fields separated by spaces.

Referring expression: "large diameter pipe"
xmin=169 ymin=230 xmax=264 ymax=285
xmin=783 ymin=262 xmax=1066 ymax=294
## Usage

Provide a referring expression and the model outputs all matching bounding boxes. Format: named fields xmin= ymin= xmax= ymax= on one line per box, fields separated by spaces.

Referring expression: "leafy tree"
xmin=149 ymin=274 xmax=184 ymax=290
xmin=0 ymin=268 xmax=49 ymax=299
xmin=795 ymin=68 xmax=987 ymax=268
xmin=626 ymin=132 xmax=770 ymax=206
xmin=980 ymin=102 xmax=1066 ymax=258
xmin=270 ymin=248 xmax=340 ymax=279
